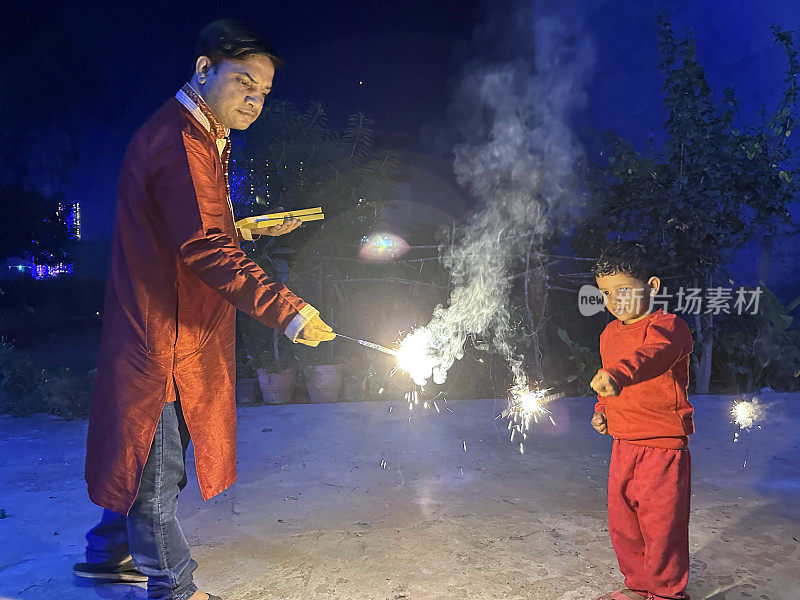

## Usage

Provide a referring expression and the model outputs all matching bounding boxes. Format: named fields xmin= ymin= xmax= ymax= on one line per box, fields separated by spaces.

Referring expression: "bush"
xmin=712 ymin=287 xmax=800 ymax=393
xmin=0 ymin=339 xmax=92 ymax=418
xmin=0 ymin=339 xmax=44 ymax=415
xmin=37 ymin=367 xmax=94 ymax=418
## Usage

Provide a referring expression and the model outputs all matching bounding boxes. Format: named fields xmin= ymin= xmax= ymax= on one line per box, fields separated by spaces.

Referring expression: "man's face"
xmin=595 ymin=272 xmax=657 ymax=323
xmin=196 ymin=54 xmax=275 ymax=130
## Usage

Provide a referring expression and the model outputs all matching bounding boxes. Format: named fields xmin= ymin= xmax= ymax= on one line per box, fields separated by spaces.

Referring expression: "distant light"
xmin=32 ymin=262 xmax=74 ymax=280
xmin=359 ymin=81 xmax=364 ymax=85
xmin=359 ymin=232 xmax=410 ymax=261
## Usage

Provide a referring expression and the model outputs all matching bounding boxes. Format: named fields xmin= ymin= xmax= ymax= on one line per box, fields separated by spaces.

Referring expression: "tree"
xmin=573 ymin=19 xmax=800 ymax=393
xmin=230 ymin=100 xmax=402 ymax=368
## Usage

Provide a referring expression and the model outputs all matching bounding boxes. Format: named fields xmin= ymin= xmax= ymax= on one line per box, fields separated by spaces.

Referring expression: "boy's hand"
xmin=295 ymin=315 xmax=336 ymax=347
xmin=591 ymin=411 xmax=608 ymax=435
xmin=590 ymin=369 xmax=620 ymax=396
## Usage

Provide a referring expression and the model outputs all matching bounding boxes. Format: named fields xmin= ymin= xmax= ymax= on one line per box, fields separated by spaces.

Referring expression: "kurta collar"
xmin=175 ymin=83 xmax=233 ymax=200
xmin=175 ymin=83 xmax=230 ymax=140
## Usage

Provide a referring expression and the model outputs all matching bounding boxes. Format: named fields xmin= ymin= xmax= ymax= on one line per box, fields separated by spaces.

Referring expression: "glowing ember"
xmin=731 ymin=398 xmax=764 ymax=430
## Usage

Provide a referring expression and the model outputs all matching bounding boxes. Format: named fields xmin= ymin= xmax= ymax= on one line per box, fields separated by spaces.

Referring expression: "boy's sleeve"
xmin=594 ymin=395 xmax=606 ymax=414
xmin=600 ymin=314 xmax=693 ymax=389
xmin=594 ymin=329 xmax=607 ymax=414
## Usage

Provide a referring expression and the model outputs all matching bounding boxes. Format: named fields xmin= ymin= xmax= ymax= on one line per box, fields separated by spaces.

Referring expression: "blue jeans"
xmin=85 ymin=400 xmax=198 ymax=600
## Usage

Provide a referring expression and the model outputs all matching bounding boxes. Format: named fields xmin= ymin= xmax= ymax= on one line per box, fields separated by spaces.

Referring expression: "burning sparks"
xmin=382 ymin=329 xmax=568 ymax=458
xmin=731 ymin=397 xmax=765 ymax=438
xmin=393 ymin=328 xmax=440 ymax=385
xmin=501 ymin=386 xmax=564 ymax=453
xmin=731 ymin=398 xmax=764 ymax=429
xmin=503 ymin=386 xmax=556 ymax=428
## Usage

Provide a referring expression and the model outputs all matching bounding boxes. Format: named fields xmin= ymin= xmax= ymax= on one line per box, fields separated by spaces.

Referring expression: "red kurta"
xmin=85 ymin=87 xmax=316 ymax=514
xmin=594 ymin=309 xmax=694 ymax=449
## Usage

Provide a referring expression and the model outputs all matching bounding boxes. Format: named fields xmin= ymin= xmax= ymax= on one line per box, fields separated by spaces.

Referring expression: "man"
xmin=73 ymin=20 xmax=335 ymax=600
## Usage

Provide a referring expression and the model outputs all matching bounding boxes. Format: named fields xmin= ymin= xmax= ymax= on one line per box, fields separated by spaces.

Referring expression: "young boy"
xmin=589 ymin=241 xmax=694 ymax=600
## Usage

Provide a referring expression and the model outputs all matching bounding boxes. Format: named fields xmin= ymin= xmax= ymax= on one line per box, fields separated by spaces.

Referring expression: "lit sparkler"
xmin=392 ymin=328 xmax=439 ymax=385
xmin=501 ymin=386 xmax=564 ymax=453
xmin=340 ymin=328 xmax=566 ymax=458
xmin=335 ymin=329 xmax=436 ymax=387
xmin=731 ymin=397 xmax=765 ymax=433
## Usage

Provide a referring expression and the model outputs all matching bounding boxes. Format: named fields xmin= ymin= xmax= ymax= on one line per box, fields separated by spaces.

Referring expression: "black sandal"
xmin=73 ymin=555 xmax=147 ymax=583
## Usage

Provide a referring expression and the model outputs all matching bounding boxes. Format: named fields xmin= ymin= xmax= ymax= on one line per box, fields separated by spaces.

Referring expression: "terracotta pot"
xmin=343 ymin=377 xmax=362 ymax=402
xmin=235 ymin=378 xmax=261 ymax=406
xmin=256 ymin=367 xmax=297 ymax=405
xmin=304 ymin=365 xmax=343 ymax=403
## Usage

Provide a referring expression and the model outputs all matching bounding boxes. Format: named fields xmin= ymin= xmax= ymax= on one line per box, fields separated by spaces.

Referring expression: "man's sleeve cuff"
xmin=284 ymin=304 xmax=319 ymax=342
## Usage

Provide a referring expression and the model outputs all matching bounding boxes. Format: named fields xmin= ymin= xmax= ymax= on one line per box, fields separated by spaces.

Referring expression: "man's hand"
xmin=591 ymin=411 xmax=608 ymax=435
xmin=250 ymin=217 xmax=302 ymax=237
xmin=590 ymin=369 xmax=620 ymax=397
xmin=238 ymin=207 xmax=303 ymax=239
xmin=295 ymin=315 xmax=336 ymax=347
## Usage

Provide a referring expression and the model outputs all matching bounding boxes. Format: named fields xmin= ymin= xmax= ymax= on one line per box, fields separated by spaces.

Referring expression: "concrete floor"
xmin=1 ymin=394 xmax=798 ymax=600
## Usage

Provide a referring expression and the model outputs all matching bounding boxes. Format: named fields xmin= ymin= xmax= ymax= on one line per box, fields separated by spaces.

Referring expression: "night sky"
xmin=5 ymin=0 xmax=800 ymax=253
xmin=5 ymin=0 xmax=481 ymax=239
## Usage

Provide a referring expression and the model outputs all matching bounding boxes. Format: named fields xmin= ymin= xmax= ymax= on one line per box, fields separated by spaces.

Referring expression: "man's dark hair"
xmin=196 ymin=19 xmax=283 ymax=69
xmin=592 ymin=240 xmax=656 ymax=282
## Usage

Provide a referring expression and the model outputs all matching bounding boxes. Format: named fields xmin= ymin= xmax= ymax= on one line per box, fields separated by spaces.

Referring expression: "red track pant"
xmin=608 ymin=439 xmax=691 ymax=600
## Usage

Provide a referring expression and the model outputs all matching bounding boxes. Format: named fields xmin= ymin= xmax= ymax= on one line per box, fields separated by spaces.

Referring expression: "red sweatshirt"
xmin=594 ymin=310 xmax=694 ymax=449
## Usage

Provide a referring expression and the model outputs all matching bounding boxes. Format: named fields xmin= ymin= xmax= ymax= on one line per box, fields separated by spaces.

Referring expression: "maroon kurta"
xmin=85 ymin=91 xmax=316 ymax=514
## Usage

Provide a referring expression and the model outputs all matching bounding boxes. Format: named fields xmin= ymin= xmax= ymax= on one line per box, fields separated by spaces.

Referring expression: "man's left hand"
xmin=295 ymin=315 xmax=336 ymax=347
xmin=590 ymin=369 xmax=620 ymax=397
xmin=250 ymin=217 xmax=302 ymax=237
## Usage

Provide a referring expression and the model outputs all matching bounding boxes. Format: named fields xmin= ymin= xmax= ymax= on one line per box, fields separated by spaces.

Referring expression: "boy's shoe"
xmin=73 ymin=555 xmax=147 ymax=583
xmin=594 ymin=590 xmax=647 ymax=600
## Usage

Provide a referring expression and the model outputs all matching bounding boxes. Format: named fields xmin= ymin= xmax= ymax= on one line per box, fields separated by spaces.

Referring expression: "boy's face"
xmin=595 ymin=272 xmax=660 ymax=323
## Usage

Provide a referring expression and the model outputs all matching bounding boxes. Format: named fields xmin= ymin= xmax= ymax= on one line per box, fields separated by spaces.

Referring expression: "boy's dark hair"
xmin=196 ymin=19 xmax=283 ymax=69
xmin=593 ymin=241 xmax=656 ymax=282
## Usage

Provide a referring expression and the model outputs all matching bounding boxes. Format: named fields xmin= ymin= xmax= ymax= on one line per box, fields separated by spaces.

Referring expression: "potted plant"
xmin=252 ymin=330 xmax=298 ymax=405
xmin=292 ymin=341 xmax=342 ymax=403
xmin=303 ymin=363 xmax=343 ymax=403
xmin=256 ymin=359 xmax=297 ymax=405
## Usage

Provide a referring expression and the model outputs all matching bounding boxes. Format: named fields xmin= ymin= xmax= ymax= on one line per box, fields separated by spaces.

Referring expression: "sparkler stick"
xmin=336 ymin=334 xmax=399 ymax=357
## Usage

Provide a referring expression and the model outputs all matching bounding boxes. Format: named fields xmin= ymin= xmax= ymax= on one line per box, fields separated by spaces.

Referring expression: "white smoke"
xmin=401 ymin=13 xmax=594 ymax=389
